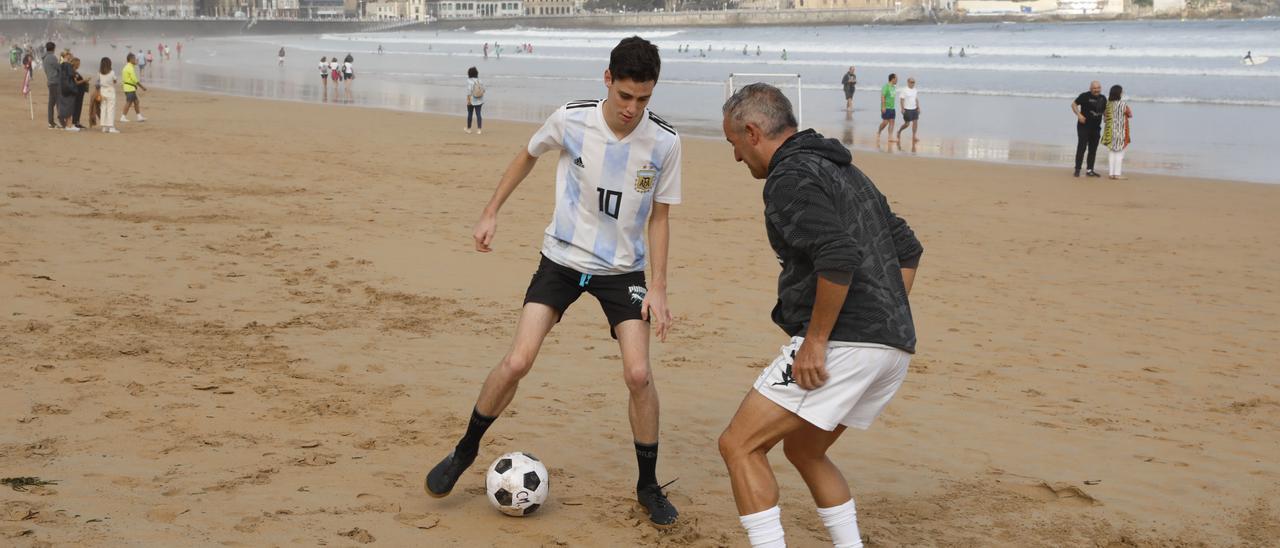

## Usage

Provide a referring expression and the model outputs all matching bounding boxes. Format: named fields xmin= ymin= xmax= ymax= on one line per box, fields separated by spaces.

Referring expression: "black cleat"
xmin=1086 ymin=170 xmax=1102 ymax=178
xmin=425 ymin=450 xmax=475 ymax=498
xmin=1073 ymin=168 xmax=1081 ymax=178
xmin=637 ymin=479 xmax=679 ymax=526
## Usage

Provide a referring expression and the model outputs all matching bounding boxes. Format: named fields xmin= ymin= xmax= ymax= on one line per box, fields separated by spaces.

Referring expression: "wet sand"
xmin=2 ymin=70 xmax=1279 ymax=546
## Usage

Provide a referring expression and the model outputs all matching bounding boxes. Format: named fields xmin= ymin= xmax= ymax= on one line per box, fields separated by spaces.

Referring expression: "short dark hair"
xmin=1108 ymin=84 xmax=1123 ymax=102
xmin=888 ymin=73 xmax=897 ymax=82
xmin=45 ymin=42 xmax=55 ymax=52
xmin=467 ymin=66 xmax=478 ymax=78
xmin=608 ymin=36 xmax=660 ymax=83
xmin=127 ymin=53 xmax=136 ymax=63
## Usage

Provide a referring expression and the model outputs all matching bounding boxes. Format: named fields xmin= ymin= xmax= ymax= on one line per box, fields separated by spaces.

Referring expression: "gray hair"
xmin=722 ymin=83 xmax=797 ymax=138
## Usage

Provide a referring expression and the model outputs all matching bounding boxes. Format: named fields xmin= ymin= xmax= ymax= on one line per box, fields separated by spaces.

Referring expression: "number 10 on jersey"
xmin=597 ymin=188 xmax=622 ymax=219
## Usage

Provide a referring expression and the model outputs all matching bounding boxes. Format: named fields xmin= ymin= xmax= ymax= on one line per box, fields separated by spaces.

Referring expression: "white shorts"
xmin=753 ymin=336 xmax=910 ymax=431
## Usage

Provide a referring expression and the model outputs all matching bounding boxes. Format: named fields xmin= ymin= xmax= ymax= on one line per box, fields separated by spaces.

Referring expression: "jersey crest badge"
xmin=635 ymin=163 xmax=657 ymax=193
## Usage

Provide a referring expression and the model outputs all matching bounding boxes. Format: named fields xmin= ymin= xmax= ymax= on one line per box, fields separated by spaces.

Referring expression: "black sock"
xmin=454 ymin=407 xmax=497 ymax=460
xmin=635 ymin=441 xmax=658 ymax=490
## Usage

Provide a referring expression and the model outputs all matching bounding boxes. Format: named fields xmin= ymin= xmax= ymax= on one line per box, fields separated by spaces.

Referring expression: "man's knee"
xmin=717 ymin=429 xmax=741 ymax=462
xmin=499 ymin=352 xmax=535 ymax=380
xmin=622 ymin=365 xmax=651 ymax=393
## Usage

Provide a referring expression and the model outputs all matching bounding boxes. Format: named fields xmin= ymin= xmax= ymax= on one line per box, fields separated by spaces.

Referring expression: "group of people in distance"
xmin=37 ymin=41 xmax=145 ymax=134
xmin=317 ymin=53 xmax=355 ymax=102
xmin=424 ymin=37 xmax=923 ymax=548
xmin=1072 ymin=80 xmax=1134 ymax=180
xmin=843 ymin=67 xmax=923 ymax=146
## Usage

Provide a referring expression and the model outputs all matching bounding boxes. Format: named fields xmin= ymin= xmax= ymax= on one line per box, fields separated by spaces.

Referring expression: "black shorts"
xmin=524 ymin=254 xmax=647 ymax=338
xmin=844 ymin=87 xmax=855 ymax=100
xmin=903 ymin=108 xmax=919 ymax=122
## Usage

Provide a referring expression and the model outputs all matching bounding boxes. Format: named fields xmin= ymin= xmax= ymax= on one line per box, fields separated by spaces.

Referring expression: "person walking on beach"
xmin=42 ymin=42 xmax=60 ymax=129
xmin=342 ymin=57 xmax=354 ymax=102
xmin=136 ymin=49 xmax=147 ymax=78
xmin=483 ymin=42 xmax=489 ymax=60
xmin=464 ymin=66 xmax=485 ymax=135
xmin=1071 ymin=80 xmax=1107 ymax=177
xmin=278 ymin=47 xmax=285 ymax=66
xmin=1243 ymin=51 xmax=1254 ymax=65
xmin=896 ymin=77 xmax=921 ymax=144
xmin=717 ymin=82 xmax=922 ymax=548
xmin=120 ymin=53 xmax=146 ymax=123
xmin=329 ymin=56 xmax=342 ymax=96
xmin=841 ymin=66 xmax=856 ymax=112
xmin=96 ymin=56 xmax=119 ymax=134
xmin=877 ymin=73 xmax=898 ymax=143
xmin=318 ymin=56 xmax=329 ymax=100
xmin=424 ymin=36 xmax=684 ymax=528
xmin=176 ymin=41 xmax=182 ymax=59
xmin=1101 ymin=84 xmax=1132 ymax=180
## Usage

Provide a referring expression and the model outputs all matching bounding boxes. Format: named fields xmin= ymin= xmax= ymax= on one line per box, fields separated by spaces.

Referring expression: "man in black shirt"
xmin=1071 ymin=80 xmax=1107 ymax=177
xmin=841 ymin=66 xmax=856 ymax=112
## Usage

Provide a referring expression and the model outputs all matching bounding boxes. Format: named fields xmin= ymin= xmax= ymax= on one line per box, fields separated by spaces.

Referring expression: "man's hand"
xmin=640 ymin=287 xmax=673 ymax=342
xmin=1076 ymin=113 xmax=1086 ymax=124
xmin=792 ymin=338 xmax=829 ymax=390
xmin=473 ymin=213 xmax=497 ymax=252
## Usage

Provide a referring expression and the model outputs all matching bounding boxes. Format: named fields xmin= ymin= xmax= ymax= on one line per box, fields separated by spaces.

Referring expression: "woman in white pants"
xmin=96 ymin=57 xmax=119 ymax=134
xmin=1101 ymin=84 xmax=1132 ymax=180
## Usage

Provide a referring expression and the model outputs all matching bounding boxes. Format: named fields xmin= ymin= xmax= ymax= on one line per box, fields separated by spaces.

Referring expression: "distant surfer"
xmin=948 ymin=46 xmax=953 ymax=58
xmin=959 ymin=48 xmax=966 ymax=58
xmin=781 ymin=49 xmax=788 ymax=61
xmin=278 ymin=47 xmax=285 ymax=65
xmin=1243 ymin=51 xmax=1254 ymax=65
xmin=377 ymin=44 xmax=384 ymax=55
xmin=756 ymin=45 xmax=761 ymax=56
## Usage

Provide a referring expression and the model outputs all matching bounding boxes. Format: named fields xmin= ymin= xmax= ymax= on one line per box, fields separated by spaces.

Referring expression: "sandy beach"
xmin=2 ymin=69 xmax=1278 ymax=547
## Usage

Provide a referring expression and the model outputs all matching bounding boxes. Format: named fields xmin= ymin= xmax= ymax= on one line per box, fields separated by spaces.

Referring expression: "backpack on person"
xmin=471 ymin=80 xmax=485 ymax=99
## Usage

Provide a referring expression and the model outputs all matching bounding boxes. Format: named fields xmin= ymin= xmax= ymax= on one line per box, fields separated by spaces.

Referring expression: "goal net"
xmin=725 ymin=73 xmax=804 ymax=128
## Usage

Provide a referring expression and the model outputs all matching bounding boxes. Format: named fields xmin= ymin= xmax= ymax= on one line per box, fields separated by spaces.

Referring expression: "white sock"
xmin=738 ymin=506 xmax=786 ymax=548
xmin=816 ymin=499 xmax=862 ymax=548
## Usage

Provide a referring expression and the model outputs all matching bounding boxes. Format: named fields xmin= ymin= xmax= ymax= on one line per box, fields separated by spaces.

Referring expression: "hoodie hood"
xmin=767 ymin=129 xmax=852 ymax=176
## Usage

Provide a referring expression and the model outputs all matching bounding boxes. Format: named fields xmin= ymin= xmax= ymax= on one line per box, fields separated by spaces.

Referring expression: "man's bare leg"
xmin=616 ymin=319 xmax=678 ymax=525
xmin=425 ymin=303 xmax=559 ymax=497
xmin=718 ymin=389 xmax=813 ymax=515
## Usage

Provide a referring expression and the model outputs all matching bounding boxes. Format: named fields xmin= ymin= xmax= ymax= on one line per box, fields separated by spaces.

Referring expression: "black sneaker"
xmin=637 ymin=480 xmax=679 ymax=526
xmin=1073 ymin=168 xmax=1081 ymax=178
xmin=424 ymin=450 xmax=475 ymax=498
xmin=1086 ymin=170 xmax=1102 ymax=178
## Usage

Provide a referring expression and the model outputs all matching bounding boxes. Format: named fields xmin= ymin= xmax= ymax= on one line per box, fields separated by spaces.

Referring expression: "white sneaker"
xmin=464 ymin=128 xmax=471 ymax=134
xmin=64 ymin=126 xmax=80 ymax=132
xmin=119 ymin=117 xmax=130 ymax=123
xmin=105 ymin=127 xmax=120 ymax=134
xmin=136 ymin=114 xmax=147 ymax=122
xmin=477 ymin=129 xmax=482 ymax=135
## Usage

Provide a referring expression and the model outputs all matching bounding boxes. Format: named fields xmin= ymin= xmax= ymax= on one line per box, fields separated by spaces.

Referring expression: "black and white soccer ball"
xmin=485 ymin=452 xmax=549 ymax=516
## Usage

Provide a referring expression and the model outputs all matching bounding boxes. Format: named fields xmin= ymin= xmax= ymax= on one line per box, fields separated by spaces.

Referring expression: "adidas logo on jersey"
xmin=574 ymin=157 xmax=585 ymax=168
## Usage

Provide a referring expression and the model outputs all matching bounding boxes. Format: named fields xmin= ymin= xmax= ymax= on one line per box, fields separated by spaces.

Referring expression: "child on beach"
xmin=96 ymin=56 xmax=119 ymax=133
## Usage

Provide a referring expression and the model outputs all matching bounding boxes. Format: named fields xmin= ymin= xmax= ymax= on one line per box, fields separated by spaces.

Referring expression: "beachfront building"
xmin=791 ymin=0 xmax=901 ymax=7
xmin=256 ymin=0 xmax=301 ymax=17
xmin=955 ymin=0 xmax=1056 ymax=14
xmin=407 ymin=0 xmax=426 ymax=18
xmin=122 ymin=0 xmax=197 ymax=16
xmin=1056 ymin=0 xmax=1122 ymax=14
xmin=299 ymin=0 xmax=345 ymax=16
xmin=733 ymin=0 xmax=795 ymax=8
xmin=365 ymin=0 xmax=406 ymax=17
xmin=523 ymin=0 xmax=577 ymax=16
xmin=1152 ymin=0 xmax=1185 ymax=12
xmin=430 ymin=0 xmax=522 ymax=17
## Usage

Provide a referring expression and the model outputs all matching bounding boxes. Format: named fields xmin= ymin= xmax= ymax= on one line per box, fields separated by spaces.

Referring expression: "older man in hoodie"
xmin=717 ymin=83 xmax=923 ymax=548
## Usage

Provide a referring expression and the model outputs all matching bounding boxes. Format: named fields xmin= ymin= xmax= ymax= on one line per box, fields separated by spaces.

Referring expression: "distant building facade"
xmin=366 ymin=0 xmax=405 ymax=17
xmin=300 ymin=0 xmax=345 ymax=16
xmin=523 ymin=0 xmax=576 ymax=15
xmin=431 ymin=0 xmax=521 ymax=17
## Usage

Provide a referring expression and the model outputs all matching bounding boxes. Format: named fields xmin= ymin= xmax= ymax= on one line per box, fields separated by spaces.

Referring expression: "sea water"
xmin=102 ymin=19 xmax=1280 ymax=183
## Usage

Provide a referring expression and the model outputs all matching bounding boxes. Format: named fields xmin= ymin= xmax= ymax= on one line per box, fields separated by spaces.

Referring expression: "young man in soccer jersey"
xmin=425 ymin=36 xmax=683 ymax=526
xmin=717 ymin=84 xmax=923 ymax=548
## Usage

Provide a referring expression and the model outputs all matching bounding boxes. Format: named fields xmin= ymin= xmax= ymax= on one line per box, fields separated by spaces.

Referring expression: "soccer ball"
xmin=485 ymin=452 xmax=549 ymax=516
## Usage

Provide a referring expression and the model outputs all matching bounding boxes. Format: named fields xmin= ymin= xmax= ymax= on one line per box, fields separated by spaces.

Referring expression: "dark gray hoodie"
xmin=763 ymin=129 xmax=923 ymax=352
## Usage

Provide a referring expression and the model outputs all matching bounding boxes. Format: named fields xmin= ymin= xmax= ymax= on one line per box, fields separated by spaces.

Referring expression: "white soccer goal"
xmin=725 ymin=73 xmax=803 ymax=128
